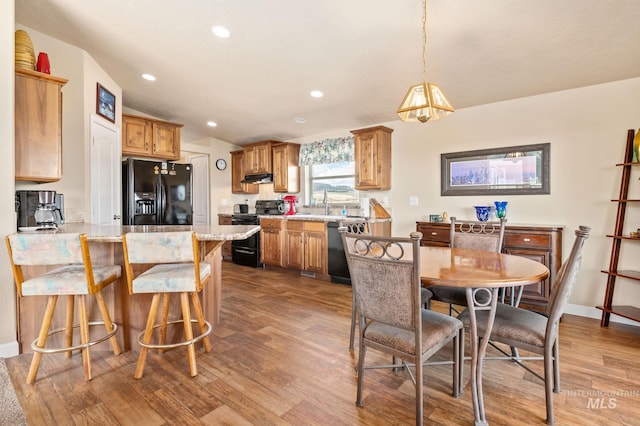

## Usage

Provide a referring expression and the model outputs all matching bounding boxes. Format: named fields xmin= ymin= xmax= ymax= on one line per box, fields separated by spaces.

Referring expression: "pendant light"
xmin=397 ymin=0 xmax=454 ymax=123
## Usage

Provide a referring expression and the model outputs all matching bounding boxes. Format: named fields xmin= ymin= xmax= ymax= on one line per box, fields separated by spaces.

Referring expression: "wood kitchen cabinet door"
xmin=285 ymin=228 xmax=304 ymax=269
xmin=230 ymin=150 xmax=258 ymax=194
xmin=243 ymin=141 xmax=273 ymax=174
xmin=351 ymin=125 xmax=392 ymax=190
xmin=15 ymin=69 xmax=68 ymax=182
xmin=260 ymin=219 xmax=284 ymax=266
xmin=122 ymin=115 xmax=152 ymax=157
xmin=152 ymin=121 xmax=181 ymax=160
xmin=304 ymin=229 xmax=326 ymax=274
xmin=122 ymin=114 xmax=182 ymax=160
xmin=272 ymin=142 xmax=300 ymax=193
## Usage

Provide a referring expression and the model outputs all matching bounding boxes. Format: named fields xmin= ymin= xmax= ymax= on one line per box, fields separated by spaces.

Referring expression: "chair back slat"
xmin=546 ymin=226 xmax=590 ymax=327
xmin=450 ymin=217 xmax=506 ymax=252
xmin=123 ymin=231 xmax=196 ymax=264
xmin=341 ymin=231 xmax=422 ymax=330
xmin=7 ymin=233 xmax=84 ymax=265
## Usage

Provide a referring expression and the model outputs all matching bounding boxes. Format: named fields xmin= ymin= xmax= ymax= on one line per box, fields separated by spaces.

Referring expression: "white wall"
xmin=0 ymin=0 xmax=17 ymax=356
xmin=293 ymin=77 xmax=640 ymax=323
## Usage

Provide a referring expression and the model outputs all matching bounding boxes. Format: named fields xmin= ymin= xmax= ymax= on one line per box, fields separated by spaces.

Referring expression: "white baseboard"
xmin=565 ymin=303 xmax=639 ymax=327
xmin=0 ymin=340 xmax=20 ymax=358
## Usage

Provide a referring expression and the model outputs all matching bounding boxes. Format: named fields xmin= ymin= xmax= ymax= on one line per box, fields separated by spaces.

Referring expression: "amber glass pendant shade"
xmin=397 ymin=82 xmax=454 ymax=122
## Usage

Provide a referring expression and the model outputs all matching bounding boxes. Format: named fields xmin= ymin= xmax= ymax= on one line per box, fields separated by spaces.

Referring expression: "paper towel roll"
xmin=360 ymin=197 xmax=370 ymax=217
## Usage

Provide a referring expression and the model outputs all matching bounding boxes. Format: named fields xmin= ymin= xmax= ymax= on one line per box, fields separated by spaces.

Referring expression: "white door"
xmin=190 ymin=154 xmax=209 ymax=225
xmin=90 ymin=115 xmax=121 ymax=225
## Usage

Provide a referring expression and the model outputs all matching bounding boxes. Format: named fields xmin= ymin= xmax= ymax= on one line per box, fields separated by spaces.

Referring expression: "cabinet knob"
xmin=431 ymin=232 xmax=438 ymax=236
xmin=523 ymin=238 xmax=531 ymax=242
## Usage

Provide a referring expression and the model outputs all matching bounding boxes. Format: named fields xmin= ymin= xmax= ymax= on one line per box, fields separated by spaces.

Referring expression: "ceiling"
xmin=15 ymin=0 xmax=640 ymax=145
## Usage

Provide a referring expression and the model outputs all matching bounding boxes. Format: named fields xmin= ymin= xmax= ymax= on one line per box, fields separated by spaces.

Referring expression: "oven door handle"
xmin=233 ymin=248 xmax=255 ymax=255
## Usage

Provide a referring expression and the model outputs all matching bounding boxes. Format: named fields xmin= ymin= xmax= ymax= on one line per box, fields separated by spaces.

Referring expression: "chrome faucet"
xmin=322 ymin=190 xmax=329 ymax=215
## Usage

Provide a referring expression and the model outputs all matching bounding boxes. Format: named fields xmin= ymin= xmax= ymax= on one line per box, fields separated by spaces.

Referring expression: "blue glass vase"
xmin=494 ymin=201 xmax=508 ymax=219
xmin=474 ymin=206 xmax=492 ymax=222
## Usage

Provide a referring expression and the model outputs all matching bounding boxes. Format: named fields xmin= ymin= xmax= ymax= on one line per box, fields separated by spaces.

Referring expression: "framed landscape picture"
xmin=96 ymin=82 xmax=116 ymax=123
xmin=441 ymin=143 xmax=550 ymax=196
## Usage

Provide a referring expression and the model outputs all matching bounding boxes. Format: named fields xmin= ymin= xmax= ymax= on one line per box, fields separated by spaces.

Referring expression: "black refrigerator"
xmin=122 ymin=158 xmax=193 ymax=225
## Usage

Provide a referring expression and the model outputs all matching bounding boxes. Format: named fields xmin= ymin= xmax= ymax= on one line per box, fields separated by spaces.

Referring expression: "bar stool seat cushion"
xmin=132 ymin=262 xmax=211 ymax=293
xmin=22 ymin=265 xmax=121 ymax=296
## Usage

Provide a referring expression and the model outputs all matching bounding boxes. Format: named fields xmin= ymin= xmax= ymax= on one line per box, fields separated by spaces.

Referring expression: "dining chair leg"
xmin=452 ymin=328 xmax=462 ymax=397
xmin=349 ymin=291 xmax=357 ymax=350
xmin=27 ymin=295 xmax=58 ymax=385
xmin=415 ymin=354 xmax=424 ymax=426
xmin=356 ymin=342 xmax=367 ymax=407
xmin=64 ymin=295 xmax=75 ymax=358
xmin=180 ymin=292 xmax=197 ymax=377
xmin=552 ymin=340 xmax=561 ymax=393
xmin=135 ymin=293 xmax=161 ymax=379
xmin=544 ymin=343 xmax=555 ymax=425
xmin=77 ymin=294 xmax=92 ymax=381
xmin=94 ymin=291 xmax=121 ymax=356
xmin=190 ymin=291 xmax=212 ymax=352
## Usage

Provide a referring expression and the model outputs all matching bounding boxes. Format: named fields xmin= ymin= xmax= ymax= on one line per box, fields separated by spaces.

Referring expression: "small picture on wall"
xmin=96 ymin=83 xmax=116 ymax=123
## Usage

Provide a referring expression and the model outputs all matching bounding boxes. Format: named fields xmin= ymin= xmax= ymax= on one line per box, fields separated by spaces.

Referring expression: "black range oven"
xmin=231 ymin=200 xmax=284 ymax=268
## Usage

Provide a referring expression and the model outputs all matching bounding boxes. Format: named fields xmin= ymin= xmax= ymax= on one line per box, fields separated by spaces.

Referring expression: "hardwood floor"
xmin=7 ymin=261 xmax=640 ymax=425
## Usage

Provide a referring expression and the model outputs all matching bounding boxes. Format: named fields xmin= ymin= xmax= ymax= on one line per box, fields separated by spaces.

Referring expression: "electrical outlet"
xmin=409 ymin=196 xmax=419 ymax=206
xmin=220 ymin=198 xmax=228 ymax=205
xmin=382 ymin=197 xmax=389 ymax=205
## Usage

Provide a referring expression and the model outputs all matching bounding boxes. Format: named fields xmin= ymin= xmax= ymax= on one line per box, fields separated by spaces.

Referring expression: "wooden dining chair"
xmin=340 ymin=228 xmax=463 ymax=426
xmin=122 ymin=231 xmax=212 ymax=379
xmin=429 ymin=217 xmax=507 ymax=315
xmin=5 ymin=233 xmax=121 ymax=384
xmin=457 ymin=226 xmax=590 ymax=425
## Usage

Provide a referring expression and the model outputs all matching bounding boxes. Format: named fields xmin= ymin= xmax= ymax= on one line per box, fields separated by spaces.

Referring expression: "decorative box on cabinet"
xmin=416 ymin=221 xmax=563 ymax=313
xmin=122 ymin=113 xmax=183 ymax=160
xmin=230 ymin=150 xmax=258 ymax=194
xmin=243 ymin=141 xmax=274 ymax=174
xmin=272 ymin=142 xmax=300 ymax=193
xmin=260 ymin=218 xmax=284 ymax=266
xmin=15 ymin=69 xmax=68 ymax=182
xmin=351 ymin=125 xmax=393 ymax=190
xmin=218 ymin=214 xmax=233 ymax=260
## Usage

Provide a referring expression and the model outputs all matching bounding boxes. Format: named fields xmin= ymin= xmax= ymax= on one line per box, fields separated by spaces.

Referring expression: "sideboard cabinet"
xmin=416 ymin=221 xmax=563 ymax=313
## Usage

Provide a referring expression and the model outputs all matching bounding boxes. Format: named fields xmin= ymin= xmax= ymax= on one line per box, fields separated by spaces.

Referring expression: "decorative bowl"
xmin=474 ymin=206 xmax=492 ymax=222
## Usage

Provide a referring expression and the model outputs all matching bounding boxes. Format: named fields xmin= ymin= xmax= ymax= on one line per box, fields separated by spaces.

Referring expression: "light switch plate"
xmin=409 ymin=196 xmax=419 ymax=206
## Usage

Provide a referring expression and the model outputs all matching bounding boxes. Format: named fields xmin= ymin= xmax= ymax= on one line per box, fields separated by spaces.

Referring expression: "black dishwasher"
xmin=327 ymin=221 xmax=368 ymax=285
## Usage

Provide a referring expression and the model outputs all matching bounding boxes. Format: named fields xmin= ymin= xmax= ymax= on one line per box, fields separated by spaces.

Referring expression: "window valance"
xmin=299 ymin=136 xmax=354 ymax=166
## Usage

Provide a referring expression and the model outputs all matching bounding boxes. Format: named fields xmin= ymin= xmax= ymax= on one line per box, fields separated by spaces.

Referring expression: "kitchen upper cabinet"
xmin=230 ymin=150 xmax=258 ymax=194
xmin=272 ymin=142 xmax=300 ymax=193
xmin=351 ymin=125 xmax=393 ymax=190
xmin=284 ymin=221 xmax=327 ymax=274
xmin=15 ymin=69 xmax=68 ymax=182
xmin=243 ymin=141 xmax=273 ymax=174
xmin=260 ymin=218 xmax=284 ymax=266
xmin=122 ymin=113 xmax=183 ymax=160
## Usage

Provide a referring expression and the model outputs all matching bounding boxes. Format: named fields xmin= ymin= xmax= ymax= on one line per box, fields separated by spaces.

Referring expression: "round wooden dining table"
xmin=419 ymin=246 xmax=550 ymax=426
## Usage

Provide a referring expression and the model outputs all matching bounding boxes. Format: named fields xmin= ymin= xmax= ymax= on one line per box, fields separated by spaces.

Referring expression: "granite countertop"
xmin=19 ymin=223 xmax=261 ymax=243
xmin=258 ymin=214 xmax=391 ymax=223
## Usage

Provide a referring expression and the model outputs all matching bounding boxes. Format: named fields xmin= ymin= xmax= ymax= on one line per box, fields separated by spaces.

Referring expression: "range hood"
xmin=241 ymin=173 xmax=273 ymax=184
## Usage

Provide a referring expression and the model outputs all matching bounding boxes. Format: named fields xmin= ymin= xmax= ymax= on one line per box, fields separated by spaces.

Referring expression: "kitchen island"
xmin=13 ymin=223 xmax=260 ymax=353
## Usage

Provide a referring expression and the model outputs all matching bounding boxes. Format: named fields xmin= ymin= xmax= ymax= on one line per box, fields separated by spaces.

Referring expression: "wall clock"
xmin=216 ymin=158 xmax=227 ymax=170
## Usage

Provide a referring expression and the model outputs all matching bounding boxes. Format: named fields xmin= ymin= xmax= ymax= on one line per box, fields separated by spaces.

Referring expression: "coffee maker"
xmin=16 ymin=190 xmax=65 ymax=229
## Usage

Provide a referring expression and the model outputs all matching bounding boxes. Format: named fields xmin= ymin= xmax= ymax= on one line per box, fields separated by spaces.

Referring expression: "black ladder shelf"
xmin=597 ymin=129 xmax=640 ymax=326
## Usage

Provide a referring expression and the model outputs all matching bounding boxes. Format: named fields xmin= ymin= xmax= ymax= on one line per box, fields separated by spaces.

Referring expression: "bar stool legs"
xmin=134 ymin=291 xmax=212 ymax=379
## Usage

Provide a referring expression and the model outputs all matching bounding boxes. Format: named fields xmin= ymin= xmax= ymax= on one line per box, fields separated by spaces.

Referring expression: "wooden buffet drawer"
xmin=416 ymin=224 xmax=450 ymax=245
xmin=504 ymin=233 xmax=551 ymax=249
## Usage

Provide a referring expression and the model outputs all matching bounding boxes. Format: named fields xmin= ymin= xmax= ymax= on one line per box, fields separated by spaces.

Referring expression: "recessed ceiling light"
xmin=207 ymin=121 xmax=218 ymax=127
xmin=294 ymin=117 xmax=306 ymax=124
xmin=211 ymin=25 xmax=231 ymax=39
xmin=141 ymin=73 xmax=156 ymax=81
xmin=310 ymin=90 xmax=323 ymax=98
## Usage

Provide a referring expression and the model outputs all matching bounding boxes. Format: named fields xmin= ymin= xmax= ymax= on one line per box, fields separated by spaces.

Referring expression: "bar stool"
xmin=121 ymin=231 xmax=212 ymax=379
xmin=5 ymin=233 xmax=121 ymax=384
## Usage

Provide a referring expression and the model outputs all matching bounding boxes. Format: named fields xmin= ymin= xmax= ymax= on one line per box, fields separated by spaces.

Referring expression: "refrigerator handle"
xmin=158 ymin=182 xmax=165 ymax=224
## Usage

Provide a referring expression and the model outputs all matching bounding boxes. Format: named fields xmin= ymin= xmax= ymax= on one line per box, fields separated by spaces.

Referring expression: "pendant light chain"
xmin=421 ymin=0 xmax=428 ymax=83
